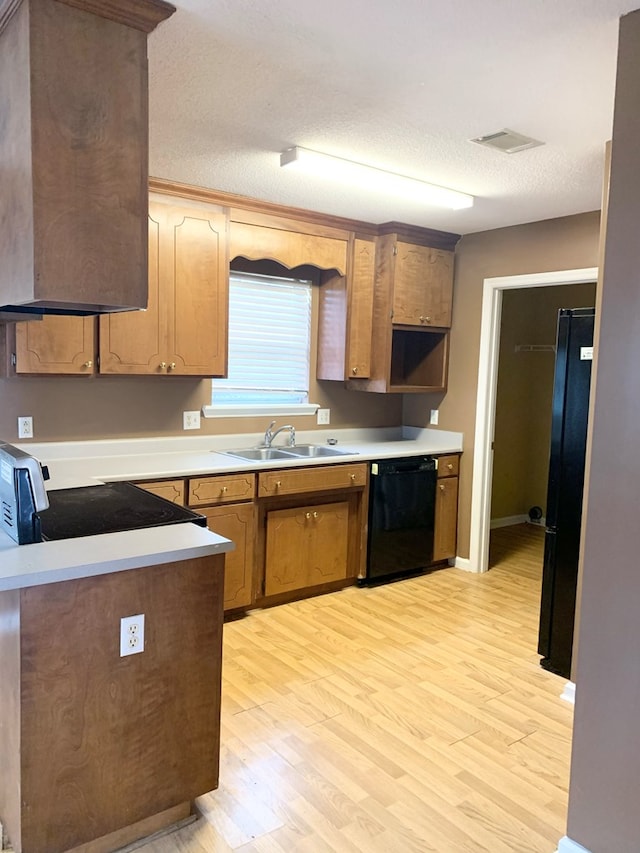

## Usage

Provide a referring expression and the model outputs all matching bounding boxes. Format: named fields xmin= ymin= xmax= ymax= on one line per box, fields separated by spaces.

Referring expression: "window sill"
xmin=202 ymin=403 xmax=319 ymax=419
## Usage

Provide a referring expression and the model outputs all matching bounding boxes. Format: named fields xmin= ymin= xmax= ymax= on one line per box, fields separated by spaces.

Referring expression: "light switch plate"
xmin=430 ymin=409 xmax=439 ymax=425
xmin=317 ymin=408 xmax=331 ymax=425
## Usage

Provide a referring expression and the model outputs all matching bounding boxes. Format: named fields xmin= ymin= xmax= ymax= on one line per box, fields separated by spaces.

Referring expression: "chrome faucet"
xmin=263 ymin=420 xmax=295 ymax=447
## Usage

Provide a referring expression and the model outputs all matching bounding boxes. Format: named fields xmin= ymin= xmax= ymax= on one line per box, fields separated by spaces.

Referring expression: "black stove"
xmin=39 ymin=481 xmax=207 ymax=541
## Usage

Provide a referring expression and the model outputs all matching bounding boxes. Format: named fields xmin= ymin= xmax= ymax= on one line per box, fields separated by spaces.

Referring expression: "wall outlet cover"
xmin=430 ymin=409 xmax=439 ymax=425
xmin=183 ymin=410 xmax=201 ymax=430
xmin=120 ymin=614 xmax=145 ymax=657
xmin=18 ymin=416 xmax=33 ymax=439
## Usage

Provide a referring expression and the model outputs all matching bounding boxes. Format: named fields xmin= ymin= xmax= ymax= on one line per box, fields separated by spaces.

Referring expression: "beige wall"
xmin=404 ymin=211 xmax=601 ymax=558
xmin=566 ymin=10 xmax=640 ymax=852
xmin=0 ymin=284 xmax=402 ymax=443
xmin=491 ymin=283 xmax=596 ymax=521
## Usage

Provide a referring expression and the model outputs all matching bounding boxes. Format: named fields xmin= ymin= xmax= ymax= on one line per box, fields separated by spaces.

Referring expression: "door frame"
xmin=468 ymin=267 xmax=598 ymax=574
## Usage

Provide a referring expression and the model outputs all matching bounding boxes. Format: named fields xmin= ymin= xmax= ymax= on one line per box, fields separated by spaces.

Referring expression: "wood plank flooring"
xmin=138 ymin=522 xmax=572 ymax=853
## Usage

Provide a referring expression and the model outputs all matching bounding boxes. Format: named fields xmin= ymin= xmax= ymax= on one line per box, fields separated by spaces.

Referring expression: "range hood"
xmin=0 ymin=0 xmax=175 ymax=321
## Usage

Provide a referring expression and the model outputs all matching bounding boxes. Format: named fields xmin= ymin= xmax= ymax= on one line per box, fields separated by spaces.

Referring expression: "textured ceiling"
xmin=148 ymin=0 xmax=639 ymax=235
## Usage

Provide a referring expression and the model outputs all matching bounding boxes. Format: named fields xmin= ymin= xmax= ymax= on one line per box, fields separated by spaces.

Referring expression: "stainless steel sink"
xmin=283 ymin=444 xmax=353 ymax=458
xmin=223 ymin=448 xmax=297 ymax=461
xmin=222 ymin=444 xmax=355 ymax=461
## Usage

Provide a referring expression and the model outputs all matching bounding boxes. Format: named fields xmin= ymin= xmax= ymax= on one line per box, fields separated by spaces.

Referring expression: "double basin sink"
xmin=222 ymin=444 xmax=355 ymax=462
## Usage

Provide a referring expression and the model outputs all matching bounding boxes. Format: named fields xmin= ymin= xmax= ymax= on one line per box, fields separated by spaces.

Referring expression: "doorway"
xmin=469 ymin=267 xmax=598 ymax=575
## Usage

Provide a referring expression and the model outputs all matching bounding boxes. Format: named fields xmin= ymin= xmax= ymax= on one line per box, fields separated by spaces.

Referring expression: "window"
xmin=211 ymin=271 xmax=313 ymax=411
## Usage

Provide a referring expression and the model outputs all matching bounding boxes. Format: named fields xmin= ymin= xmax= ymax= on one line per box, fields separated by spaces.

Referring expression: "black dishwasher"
xmin=364 ymin=456 xmax=437 ymax=584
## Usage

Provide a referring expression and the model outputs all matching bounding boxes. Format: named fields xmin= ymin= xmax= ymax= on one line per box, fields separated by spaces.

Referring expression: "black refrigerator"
xmin=538 ymin=307 xmax=594 ymax=679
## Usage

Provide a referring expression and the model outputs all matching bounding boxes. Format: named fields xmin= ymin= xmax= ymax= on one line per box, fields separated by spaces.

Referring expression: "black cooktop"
xmin=39 ymin=481 xmax=207 ymax=541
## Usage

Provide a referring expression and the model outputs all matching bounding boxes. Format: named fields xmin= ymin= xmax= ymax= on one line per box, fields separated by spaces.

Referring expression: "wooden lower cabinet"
xmin=201 ymin=503 xmax=255 ymax=610
xmin=264 ymin=501 xmax=350 ymax=597
xmin=433 ymin=459 xmax=459 ymax=562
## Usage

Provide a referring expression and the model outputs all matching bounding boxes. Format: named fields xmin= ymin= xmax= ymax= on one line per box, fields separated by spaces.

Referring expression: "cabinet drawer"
xmin=136 ymin=479 xmax=185 ymax=505
xmin=436 ymin=455 xmax=459 ymax=478
xmin=258 ymin=463 xmax=367 ymax=498
xmin=189 ymin=473 xmax=256 ymax=506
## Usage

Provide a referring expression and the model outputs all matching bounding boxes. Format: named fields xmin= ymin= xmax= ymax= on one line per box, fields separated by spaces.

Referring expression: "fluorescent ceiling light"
xmin=280 ymin=146 xmax=473 ymax=210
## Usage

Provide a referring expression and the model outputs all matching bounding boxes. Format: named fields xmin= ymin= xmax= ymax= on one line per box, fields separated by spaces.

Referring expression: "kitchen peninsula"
xmin=0 ymin=465 xmax=232 ymax=853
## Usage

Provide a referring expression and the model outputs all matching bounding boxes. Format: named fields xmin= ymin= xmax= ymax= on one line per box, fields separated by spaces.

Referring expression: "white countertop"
xmin=20 ymin=426 xmax=463 ymax=490
xmin=0 ymin=426 xmax=462 ymax=591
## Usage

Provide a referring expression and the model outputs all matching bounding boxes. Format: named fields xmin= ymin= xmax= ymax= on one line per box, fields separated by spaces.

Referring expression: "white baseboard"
xmin=490 ymin=514 xmax=528 ymax=529
xmin=451 ymin=556 xmax=473 ymax=572
xmin=556 ymin=836 xmax=592 ymax=853
xmin=560 ymin=681 xmax=576 ymax=705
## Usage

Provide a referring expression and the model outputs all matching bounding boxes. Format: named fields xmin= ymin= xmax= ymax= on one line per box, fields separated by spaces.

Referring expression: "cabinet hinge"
xmin=96 ymin=355 xmax=100 ymax=368
xmin=10 ymin=353 xmax=16 ymax=367
xmin=393 ymin=245 xmax=398 ymax=256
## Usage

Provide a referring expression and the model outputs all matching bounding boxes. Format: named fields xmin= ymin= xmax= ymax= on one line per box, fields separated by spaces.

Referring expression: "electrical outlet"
xmin=317 ymin=408 xmax=331 ymax=425
xmin=120 ymin=614 xmax=145 ymax=657
xmin=18 ymin=416 xmax=33 ymax=439
xmin=183 ymin=410 xmax=201 ymax=430
xmin=429 ymin=409 xmax=439 ymax=425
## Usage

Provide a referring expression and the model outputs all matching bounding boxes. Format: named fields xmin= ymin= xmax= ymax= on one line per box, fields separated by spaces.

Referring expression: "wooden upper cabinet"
xmin=13 ymin=315 xmax=96 ymax=375
xmin=100 ymin=200 xmax=228 ymax=376
xmin=317 ymin=236 xmax=375 ymax=381
xmin=230 ymin=221 xmax=348 ymax=274
xmin=392 ymin=242 xmax=454 ymax=328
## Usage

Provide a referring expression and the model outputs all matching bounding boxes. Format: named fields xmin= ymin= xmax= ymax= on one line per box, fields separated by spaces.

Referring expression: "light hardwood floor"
xmin=135 ymin=522 xmax=571 ymax=853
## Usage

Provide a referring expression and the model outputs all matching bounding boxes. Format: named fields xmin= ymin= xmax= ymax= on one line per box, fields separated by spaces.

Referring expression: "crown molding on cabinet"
xmin=149 ymin=178 xmax=461 ymax=251
xmin=56 ymin=0 xmax=175 ymax=33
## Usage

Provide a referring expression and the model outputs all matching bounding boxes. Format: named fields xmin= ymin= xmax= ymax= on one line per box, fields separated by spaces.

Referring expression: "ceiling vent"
xmin=469 ymin=129 xmax=544 ymax=154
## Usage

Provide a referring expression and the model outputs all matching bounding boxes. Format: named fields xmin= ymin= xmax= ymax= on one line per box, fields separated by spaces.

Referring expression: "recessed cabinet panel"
xmin=346 ymin=238 xmax=375 ymax=378
xmin=99 ymin=212 xmax=163 ymax=373
xmin=433 ymin=476 xmax=459 ymax=562
xmin=202 ymin=503 xmax=255 ymax=610
xmin=172 ymin=209 xmax=228 ymax=376
xmin=136 ymin=479 xmax=186 ymax=506
xmin=14 ymin=315 xmax=96 ymax=375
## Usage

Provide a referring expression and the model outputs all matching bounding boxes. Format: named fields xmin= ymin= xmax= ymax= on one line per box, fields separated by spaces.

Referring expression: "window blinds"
xmin=213 ymin=272 xmax=312 ymax=405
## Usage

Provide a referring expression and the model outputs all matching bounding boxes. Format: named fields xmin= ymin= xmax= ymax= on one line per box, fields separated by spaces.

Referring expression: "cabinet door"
xmin=305 ymin=501 xmax=349 ymax=586
xmin=99 ymin=208 xmax=164 ymax=374
xmin=265 ymin=505 xmax=311 ymax=596
xmin=433 ymin=477 xmax=459 ymax=562
xmin=203 ymin=503 xmax=255 ymax=610
xmin=346 ymin=238 xmax=375 ymax=378
xmin=392 ymin=243 xmax=453 ymax=328
xmin=169 ymin=206 xmax=228 ymax=376
xmin=14 ymin=316 xmax=96 ymax=375
xmin=264 ymin=501 xmax=349 ymax=596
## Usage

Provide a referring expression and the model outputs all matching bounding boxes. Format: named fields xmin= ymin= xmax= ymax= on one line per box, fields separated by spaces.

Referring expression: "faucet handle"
xmin=264 ymin=420 xmax=277 ymax=447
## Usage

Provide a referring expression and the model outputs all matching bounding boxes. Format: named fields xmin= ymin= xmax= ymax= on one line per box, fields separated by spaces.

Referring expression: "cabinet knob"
xmin=221 ymin=486 xmax=227 ymax=493
xmin=159 ymin=362 xmax=167 ymax=370
xmin=447 ymin=463 xmax=453 ymax=470
xmin=439 ymin=484 xmax=445 ymax=492
xmin=168 ymin=362 xmax=176 ymax=371
xmin=313 ymin=511 xmax=318 ymax=518
xmin=352 ymin=366 xmax=358 ymax=375
xmin=83 ymin=360 xmax=93 ymax=368
xmin=275 ymin=481 xmax=281 ymax=488
xmin=350 ymin=473 xmax=356 ymax=481
xmin=420 ymin=315 xmax=432 ymax=324
xmin=306 ymin=512 xmax=311 ymax=519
